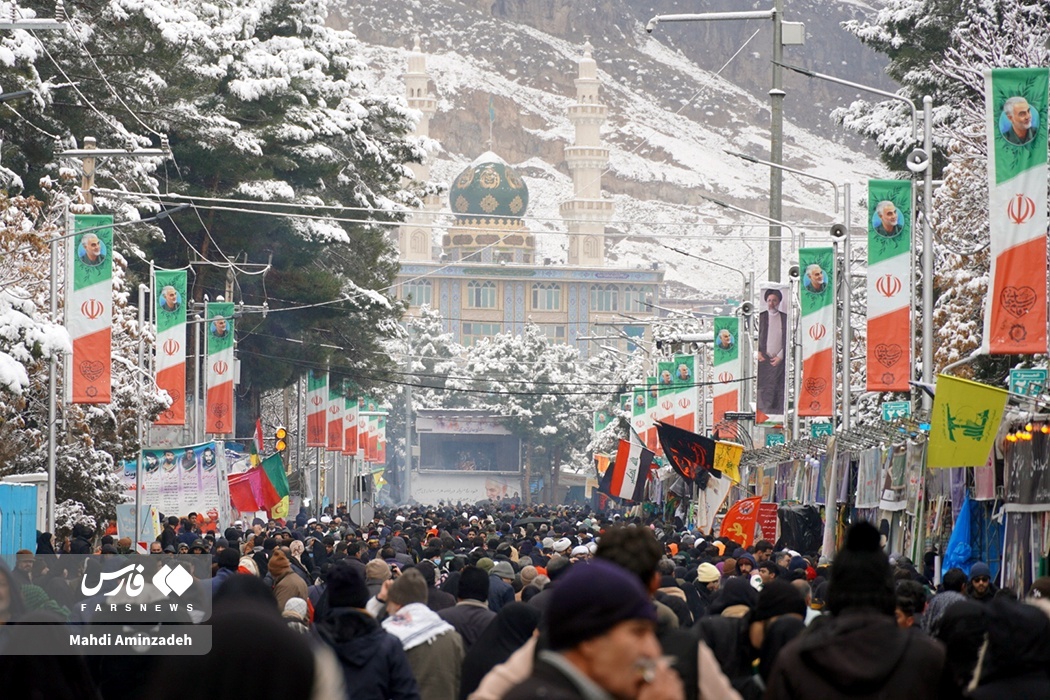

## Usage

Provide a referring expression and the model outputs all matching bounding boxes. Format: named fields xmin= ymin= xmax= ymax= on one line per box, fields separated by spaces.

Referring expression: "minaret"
xmin=560 ymin=40 xmax=614 ymax=266
xmin=400 ymin=35 xmax=440 ymax=262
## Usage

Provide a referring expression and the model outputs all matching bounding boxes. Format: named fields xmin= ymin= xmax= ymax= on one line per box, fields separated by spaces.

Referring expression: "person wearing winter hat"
xmin=693 ymin=562 xmax=722 ymax=618
xmin=269 ymin=548 xmax=309 ymax=614
xmin=504 ymin=559 xmax=683 ymax=700
xmin=379 ymin=569 xmax=464 ymax=700
xmin=314 ymin=562 xmax=421 ymax=700
xmin=365 ymin=559 xmax=392 ymax=599
xmin=966 ymin=562 xmax=997 ymax=604
xmin=749 ymin=579 xmax=806 ymax=649
xmin=764 ymin=521 xmax=947 ymax=700
xmin=211 ymin=547 xmax=241 ymax=595
xmin=488 ymin=560 xmax=516 ymax=613
xmin=736 ymin=552 xmax=756 ymax=577
xmin=283 ymin=597 xmax=310 ymax=634
xmin=438 ymin=565 xmax=495 ymax=652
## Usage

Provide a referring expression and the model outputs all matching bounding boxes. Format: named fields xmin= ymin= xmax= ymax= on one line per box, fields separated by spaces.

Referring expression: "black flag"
xmin=656 ymin=420 xmax=719 ymax=484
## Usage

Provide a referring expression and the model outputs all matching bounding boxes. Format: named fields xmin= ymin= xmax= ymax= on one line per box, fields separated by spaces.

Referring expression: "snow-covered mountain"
xmin=332 ymin=0 xmax=892 ymax=298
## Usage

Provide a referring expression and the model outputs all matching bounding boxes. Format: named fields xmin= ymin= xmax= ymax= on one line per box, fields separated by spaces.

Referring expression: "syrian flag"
xmin=656 ymin=420 xmax=717 ymax=484
xmin=598 ymin=440 xmax=654 ymax=503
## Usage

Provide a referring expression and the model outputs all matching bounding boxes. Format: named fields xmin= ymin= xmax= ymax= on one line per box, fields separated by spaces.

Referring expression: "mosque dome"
xmin=448 ymin=152 xmax=529 ymax=220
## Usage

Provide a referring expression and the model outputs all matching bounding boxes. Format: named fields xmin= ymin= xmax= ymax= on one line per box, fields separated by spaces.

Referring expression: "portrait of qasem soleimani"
xmin=803 ymin=264 xmax=827 ymax=294
xmin=1000 ymin=95 xmax=1037 ymax=146
xmin=873 ymin=200 xmax=904 ymax=238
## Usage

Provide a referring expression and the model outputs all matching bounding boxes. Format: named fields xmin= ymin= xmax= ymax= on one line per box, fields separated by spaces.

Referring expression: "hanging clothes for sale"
xmin=856 ymin=447 xmax=881 ymax=509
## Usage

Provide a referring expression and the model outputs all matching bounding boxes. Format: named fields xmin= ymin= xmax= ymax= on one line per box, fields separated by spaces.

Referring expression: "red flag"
xmin=720 ymin=497 xmax=761 ymax=548
xmin=228 ymin=471 xmax=262 ymax=512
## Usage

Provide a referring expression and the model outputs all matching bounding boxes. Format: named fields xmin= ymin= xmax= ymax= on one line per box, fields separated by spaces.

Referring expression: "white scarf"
xmin=382 ymin=602 xmax=456 ymax=651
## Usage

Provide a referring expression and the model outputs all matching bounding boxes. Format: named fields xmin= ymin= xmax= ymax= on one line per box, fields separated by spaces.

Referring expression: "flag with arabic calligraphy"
xmin=984 ymin=68 xmax=1048 ymax=354
xmin=154 ymin=269 xmax=187 ymax=425
xmin=65 ymin=214 xmax=113 ymax=403
xmin=720 ymin=497 xmax=761 ymax=548
xmin=306 ymin=370 xmax=327 ymax=447
xmin=205 ymin=301 xmax=234 ymax=434
xmin=867 ymin=180 xmax=912 ymax=391
xmin=656 ymin=420 xmax=716 ymax=483
xmin=598 ymin=439 xmax=654 ymax=503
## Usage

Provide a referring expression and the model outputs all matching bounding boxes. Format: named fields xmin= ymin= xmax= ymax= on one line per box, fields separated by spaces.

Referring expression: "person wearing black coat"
xmin=438 ymin=565 xmax=496 ymax=652
xmin=460 ymin=602 xmax=540 ymax=700
xmin=314 ymin=563 xmax=420 ymax=700
xmin=69 ymin=524 xmax=93 ymax=554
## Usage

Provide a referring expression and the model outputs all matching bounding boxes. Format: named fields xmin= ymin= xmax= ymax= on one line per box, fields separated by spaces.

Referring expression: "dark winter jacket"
xmin=315 ymin=607 xmax=421 ymax=700
xmin=70 ymin=525 xmax=93 ymax=555
xmin=967 ymin=598 xmax=1050 ymax=700
xmin=487 ymin=574 xmax=515 ymax=613
xmin=764 ymin=610 xmax=947 ymax=700
xmin=426 ymin=585 xmax=456 ymax=613
xmin=438 ymin=599 xmax=496 ymax=652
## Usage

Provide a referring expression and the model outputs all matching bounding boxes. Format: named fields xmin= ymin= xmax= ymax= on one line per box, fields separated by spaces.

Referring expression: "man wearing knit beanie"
xmin=269 ymin=548 xmax=309 ymax=613
xmin=966 ymin=561 xmax=997 ymax=604
xmin=314 ymin=562 xmax=420 ymax=700
xmin=505 ymin=559 xmax=682 ymax=700
xmin=764 ymin=521 xmax=947 ymax=699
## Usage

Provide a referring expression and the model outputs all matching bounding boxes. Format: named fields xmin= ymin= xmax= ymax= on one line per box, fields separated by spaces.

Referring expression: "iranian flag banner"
xmin=306 ymin=370 xmax=327 ymax=447
xmin=204 ymin=301 xmax=235 ymax=434
xmin=645 ymin=377 xmax=660 ymax=453
xmin=367 ymin=414 xmax=380 ymax=462
xmin=866 ymin=180 xmax=913 ymax=391
xmin=799 ymin=247 xmax=834 ymax=416
xmin=65 ymin=214 xmax=113 ymax=403
xmin=712 ymin=316 xmax=741 ymax=430
xmin=327 ymin=380 xmax=343 ymax=452
xmin=154 ymin=269 xmax=188 ymax=425
xmin=358 ymin=397 xmax=369 ymax=454
xmin=672 ymin=354 xmax=697 ymax=431
xmin=631 ymin=386 xmax=649 ymax=446
xmin=342 ymin=396 xmax=358 ymax=457
xmin=656 ymin=360 xmax=675 ymax=430
xmin=984 ymin=68 xmax=1048 ymax=354
xmin=377 ymin=416 xmax=387 ymax=464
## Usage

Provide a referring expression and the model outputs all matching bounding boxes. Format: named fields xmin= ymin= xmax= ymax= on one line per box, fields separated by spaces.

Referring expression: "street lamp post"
xmin=648 ymin=5 xmax=804 ymax=281
xmin=776 ymin=61 xmax=934 ymax=411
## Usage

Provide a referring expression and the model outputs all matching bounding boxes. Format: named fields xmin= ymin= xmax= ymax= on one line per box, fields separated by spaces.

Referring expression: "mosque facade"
xmin=395 ymin=38 xmax=663 ymax=357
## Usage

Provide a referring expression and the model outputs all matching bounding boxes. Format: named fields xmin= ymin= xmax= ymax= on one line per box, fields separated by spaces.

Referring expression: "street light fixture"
xmin=647 ymin=3 xmax=805 ymax=282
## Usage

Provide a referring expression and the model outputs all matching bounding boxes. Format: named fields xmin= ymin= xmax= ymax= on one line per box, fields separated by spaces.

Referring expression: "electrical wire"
xmin=234 ymin=346 xmax=756 ymax=397
xmin=2 ymin=103 xmax=60 ymax=140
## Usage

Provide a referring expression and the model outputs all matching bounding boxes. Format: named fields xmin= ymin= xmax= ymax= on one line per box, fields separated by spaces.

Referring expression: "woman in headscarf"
xmin=288 ymin=540 xmax=312 ymax=586
xmin=458 ymin=602 xmax=540 ymax=700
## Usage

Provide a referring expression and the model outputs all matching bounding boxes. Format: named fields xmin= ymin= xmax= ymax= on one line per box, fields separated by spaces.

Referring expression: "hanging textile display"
xmin=66 ymin=214 xmax=113 ymax=403
xmin=204 ymin=301 xmax=235 ymax=434
xmin=153 ymin=269 xmax=187 ymax=425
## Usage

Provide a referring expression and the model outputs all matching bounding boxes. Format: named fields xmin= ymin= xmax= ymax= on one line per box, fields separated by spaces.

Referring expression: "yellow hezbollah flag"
xmin=270 ymin=496 xmax=290 ymax=519
xmin=928 ymin=375 xmax=1008 ymax=468
xmin=713 ymin=441 xmax=744 ymax=483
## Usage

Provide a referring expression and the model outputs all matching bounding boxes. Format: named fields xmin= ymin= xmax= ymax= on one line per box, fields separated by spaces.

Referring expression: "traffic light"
xmin=274 ymin=426 xmax=288 ymax=453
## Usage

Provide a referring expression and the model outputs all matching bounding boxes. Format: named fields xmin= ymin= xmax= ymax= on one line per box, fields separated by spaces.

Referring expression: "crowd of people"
xmin=2 ymin=501 xmax=1050 ymax=699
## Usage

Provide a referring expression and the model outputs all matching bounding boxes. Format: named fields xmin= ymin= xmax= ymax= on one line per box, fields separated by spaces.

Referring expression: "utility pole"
xmin=769 ymin=0 xmax=785 ymax=282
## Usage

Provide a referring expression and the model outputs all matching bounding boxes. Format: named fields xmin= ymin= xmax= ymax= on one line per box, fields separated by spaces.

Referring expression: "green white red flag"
xmin=984 ymin=68 xmax=1048 ymax=353
xmin=204 ymin=301 xmax=235 ymax=434
xmin=712 ymin=316 xmax=740 ymax=430
xmin=65 ymin=214 xmax=113 ymax=403
xmin=799 ymin=248 xmax=834 ymax=416
xmin=327 ymin=379 xmax=343 ymax=452
xmin=866 ymin=180 xmax=912 ymax=391
xmin=306 ymin=370 xmax=327 ymax=447
xmin=672 ymin=354 xmax=697 ymax=431
xmin=153 ymin=269 xmax=187 ymax=424
xmin=342 ymin=395 xmax=358 ymax=456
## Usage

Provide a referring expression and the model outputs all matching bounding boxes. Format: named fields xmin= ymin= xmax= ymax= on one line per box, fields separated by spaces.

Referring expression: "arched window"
xmin=404 ymin=280 xmax=431 ymax=307
xmin=623 ymin=285 xmax=652 ymax=312
xmin=411 ymin=230 xmax=428 ymax=254
xmin=589 ymin=284 xmax=618 ymax=312
xmin=583 ymin=236 xmax=600 ymax=258
xmin=466 ymin=280 xmax=498 ymax=308
xmin=531 ymin=283 xmax=562 ymax=311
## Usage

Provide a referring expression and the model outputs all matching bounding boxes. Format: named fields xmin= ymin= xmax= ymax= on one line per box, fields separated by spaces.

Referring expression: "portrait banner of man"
xmin=153 ymin=269 xmax=189 ymax=426
xmin=656 ymin=360 xmax=675 ymax=429
xmin=712 ymin=316 xmax=741 ymax=429
xmin=867 ymin=180 xmax=913 ymax=392
xmin=671 ymin=354 xmax=697 ymax=431
xmin=798 ymin=248 xmax=835 ymax=417
xmin=985 ymin=68 xmax=1049 ymax=354
xmin=755 ymin=286 xmax=789 ymax=421
xmin=65 ymin=215 xmax=114 ymax=404
xmin=205 ymin=301 xmax=236 ymax=434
